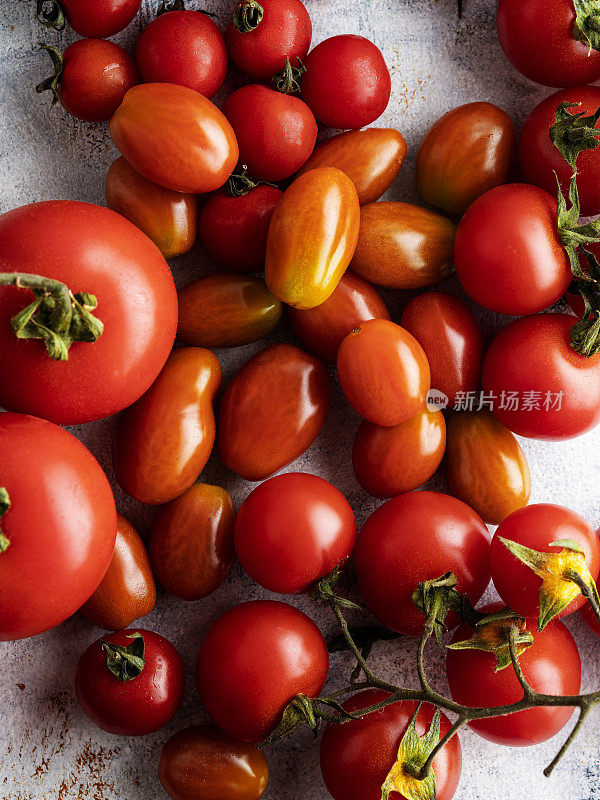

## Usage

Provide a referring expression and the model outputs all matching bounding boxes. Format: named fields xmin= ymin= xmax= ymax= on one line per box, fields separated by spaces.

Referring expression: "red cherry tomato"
xmin=136 ymin=10 xmax=227 ymax=99
xmin=447 ymin=605 xmax=581 ymax=746
xmin=234 ymin=473 xmax=356 ymax=594
xmin=454 ymin=184 xmax=572 ymax=316
xmin=0 ymin=201 xmax=177 ymax=425
xmin=497 ymin=0 xmax=600 ymax=88
xmin=482 ymin=314 xmax=600 ymax=440
xmin=75 ymin=629 xmax=185 ymax=736
xmin=355 ymin=491 xmax=491 ymax=636
xmin=400 ymin=291 xmax=483 ymax=406
xmin=301 ymin=35 xmax=391 ymax=129
xmin=320 ymin=690 xmax=462 ymax=800
xmin=55 ymin=0 xmax=142 ymax=38
xmin=0 ymin=413 xmax=117 ymax=642
xmin=198 ymin=185 xmax=283 ymax=272
xmin=226 ymin=0 xmax=312 ymax=81
xmin=196 ymin=600 xmax=329 ymax=742
xmin=222 ymin=85 xmax=317 ymax=182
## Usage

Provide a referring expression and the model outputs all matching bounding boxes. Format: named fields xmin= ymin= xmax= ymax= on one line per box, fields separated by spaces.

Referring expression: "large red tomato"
xmin=0 ymin=201 xmax=177 ymax=424
xmin=0 ymin=413 xmax=117 ymax=641
xmin=42 ymin=0 xmax=142 ymax=38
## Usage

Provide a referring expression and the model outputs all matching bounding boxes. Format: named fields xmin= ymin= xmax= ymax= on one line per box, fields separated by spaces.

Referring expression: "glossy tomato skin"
xmin=482 ymin=314 xmax=600 ymax=440
xmin=196 ymin=600 xmax=329 ymax=742
xmin=226 ymin=0 xmax=311 ymax=81
xmin=0 ymin=413 xmax=117 ymax=642
xmin=297 ymin=128 xmax=407 ymax=205
xmin=159 ymin=725 xmax=269 ymax=800
xmin=351 ymin=201 xmax=456 ymax=289
xmin=497 ymin=0 xmax=600 ymax=87
xmin=149 ymin=483 xmax=236 ymax=601
xmin=113 ymin=348 xmax=222 ymax=504
xmin=106 ymin=157 xmax=197 ymax=259
xmin=0 ymin=201 xmax=177 ymax=425
xmin=222 ymin=85 xmax=316 ymax=182
xmin=520 ymin=85 xmax=600 ymax=217
xmin=454 ymin=184 xmax=572 ymax=315
xmin=416 ymin=102 xmax=516 ymax=216
xmin=110 ymin=83 xmax=238 ymax=193
xmin=266 ymin=168 xmax=360 ymax=309
xmin=337 ymin=319 xmax=430 ymax=427
xmin=198 ymin=185 xmax=282 ymax=272
xmin=400 ymin=292 xmax=483 ymax=405
xmin=217 ymin=344 xmax=331 ymax=481
xmin=353 ymin=406 xmax=446 ymax=499
xmin=75 ymin=629 xmax=185 ymax=736
xmin=447 ymin=606 xmax=581 ymax=745
xmin=56 ymin=38 xmax=139 ymax=122
xmin=177 ymin=272 xmax=282 ymax=348
xmin=60 ymin=0 xmax=141 ymax=38
xmin=81 ymin=513 xmax=156 ymax=631
xmin=301 ymin=35 xmax=391 ymax=129
xmin=287 ymin=270 xmax=390 ymax=363
xmin=445 ymin=411 xmax=531 ymax=525
xmin=320 ymin=690 xmax=462 ymax=800
xmin=234 ymin=473 xmax=356 ymax=593
xmin=355 ymin=491 xmax=491 ymax=635
xmin=491 ymin=504 xmax=600 ymax=619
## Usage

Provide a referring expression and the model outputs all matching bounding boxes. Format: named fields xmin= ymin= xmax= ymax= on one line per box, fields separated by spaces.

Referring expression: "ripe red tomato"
xmin=447 ymin=605 xmax=581 ymax=745
xmin=226 ymin=0 xmax=312 ymax=81
xmin=136 ymin=10 xmax=227 ymax=98
xmin=301 ymin=35 xmax=391 ymax=129
xmin=222 ymin=85 xmax=317 ymax=181
xmin=75 ymin=629 xmax=185 ymax=736
xmin=51 ymin=0 xmax=142 ymax=38
xmin=400 ymin=292 xmax=483 ymax=406
xmin=0 ymin=413 xmax=117 ymax=642
xmin=234 ymin=473 xmax=356 ymax=593
xmin=355 ymin=491 xmax=491 ymax=636
xmin=196 ymin=600 xmax=329 ymax=742
xmin=490 ymin=504 xmax=600 ymax=622
xmin=454 ymin=184 xmax=572 ymax=316
xmin=337 ymin=319 xmax=430 ymax=427
xmin=0 ymin=201 xmax=177 ymax=425
xmin=198 ymin=185 xmax=283 ymax=272
xmin=520 ymin=85 xmax=600 ymax=217
xmin=497 ymin=0 xmax=600 ymax=88
xmin=482 ymin=314 xmax=600 ymax=440
xmin=320 ymin=690 xmax=462 ymax=800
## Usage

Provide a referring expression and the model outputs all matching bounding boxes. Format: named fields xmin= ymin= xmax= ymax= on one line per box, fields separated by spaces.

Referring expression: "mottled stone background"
xmin=2 ymin=1 xmax=600 ymax=798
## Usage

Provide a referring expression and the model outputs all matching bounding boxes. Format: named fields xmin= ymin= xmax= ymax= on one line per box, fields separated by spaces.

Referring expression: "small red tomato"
xmin=222 ymin=85 xmax=317 ymax=182
xmin=226 ymin=0 xmax=312 ymax=81
xmin=234 ymin=473 xmax=356 ymax=594
xmin=45 ymin=0 xmax=142 ymax=38
xmin=301 ymin=35 xmax=391 ymax=129
xmin=337 ymin=319 xmax=430 ymax=427
xmin=196 ymin=600 xmax=329 ymax=742
xmin=75 ymin=629 xmax=185 ymax=736
xmin=136 ymin=10 xmax=227 ymax=98
xmin=198 ymin=184 xmax=283 ymax=272
xmin=400 ymin=292 xmax=483 ymax=406
xmin=37 ymin=39 xmax=139 ymax=122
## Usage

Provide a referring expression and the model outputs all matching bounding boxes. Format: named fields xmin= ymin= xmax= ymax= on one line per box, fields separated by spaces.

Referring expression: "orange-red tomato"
xmin=81 ymin=513 xmax=156 ymax=631
xmin=218 ymin=344 xmax=331 ymax=480
xmin=350 ymin=201 xmax=456 ymax=289
xmin=177 ymin=273 xmax=282 ymax=348
xmin=297 ymin=128 xmax=407 ymax=205
xmin=110 ymin=83 xmax=239 ymax=194
xmin=287 ymin=270 xmax=390 ymax=363
xmin=113 ymin=348 xmax=221 ymax=504
xmin=416 ymin=102 xmax=516 ymax=216
xmin=353 ymin=406 xmax=446 ymax=498
xmin=337 ymin=319 xmax=430 ymax=426
xmin=105 ymin=157 xmax=197 ymax=259
xmin=265 ymin=167 xmax=360 ymax=309
xmin=149 ymin=483 xmax=235 ymax=601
